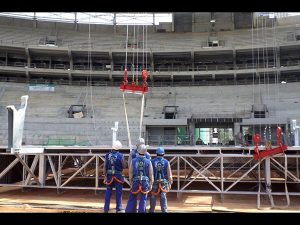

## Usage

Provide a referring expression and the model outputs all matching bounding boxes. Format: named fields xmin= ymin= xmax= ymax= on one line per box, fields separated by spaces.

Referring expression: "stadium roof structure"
xmin=0 ymin=12 xmax=173 ymax=25
xmin=0 ymin=12 xmax=299 ymax=25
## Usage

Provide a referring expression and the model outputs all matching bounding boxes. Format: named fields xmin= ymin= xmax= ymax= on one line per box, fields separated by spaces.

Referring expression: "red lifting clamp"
xmin=253 ymin=127 xmax=288 ymax=160
xmin=120 ymin=69 xmax=149 ymax=94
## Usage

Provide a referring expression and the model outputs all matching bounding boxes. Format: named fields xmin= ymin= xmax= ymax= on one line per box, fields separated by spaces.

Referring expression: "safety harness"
xmin=103 ymin=152 xmax=124 ymax=185
xmin=151 ymin=158 xmax=170 ymax=196
xmin=130 ymin=156 xmax=150 ymax=195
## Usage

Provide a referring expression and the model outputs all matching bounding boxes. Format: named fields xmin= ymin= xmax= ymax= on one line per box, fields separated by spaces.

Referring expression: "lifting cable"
xmin=122 ymin=22 xmax=149 ymax=151
xmin=83 ymin=16 xmax=98 ymax=145
xmin=256 ymin=15 xmax=290 ymax=209
xmin=123 ymin=24 xmax=132 ymax=152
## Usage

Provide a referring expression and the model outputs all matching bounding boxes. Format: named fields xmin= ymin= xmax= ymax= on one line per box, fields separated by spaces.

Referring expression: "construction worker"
xmin=149 ymin=147 xmax=173 ymax=213
xmin=128 ymin=137 xmax=151 ymax=168
xmin=103 ymin=140 xmax=126 ymax=213
xmin=125 ymin=144 xmax=153 ymax=213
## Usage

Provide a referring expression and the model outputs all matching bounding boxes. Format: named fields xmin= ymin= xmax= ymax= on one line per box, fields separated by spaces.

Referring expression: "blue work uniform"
xmin=125 ymin=155 xmax=152 ymax=213
xmin=104 ymin=150 xmax=125 ymax=213
xmin=149 ymin=156 xmax=171 ymax=213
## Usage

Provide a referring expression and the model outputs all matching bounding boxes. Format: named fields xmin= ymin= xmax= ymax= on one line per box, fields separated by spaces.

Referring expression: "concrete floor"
xmin=0 ymin=187 xmax=300 ymax=213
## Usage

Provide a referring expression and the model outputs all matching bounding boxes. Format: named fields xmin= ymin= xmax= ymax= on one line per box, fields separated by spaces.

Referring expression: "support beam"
xmin=265 ymin=157 xmax=271 ymax=189
xmin=113 ymin=13 xmax=117 ymax=33
xmin=25 ymin=47 xmax=30 ymax=80
xmin=58 ymin=155 xmax=62 ymax=189
xmin=0 ymin=157 xmax=20 ymax=180
xmin=15 ymin=154 xmax=40 ymax=185
xmin=150 ymin=51 xmax=154 ymax=72
xmin=225 ymin=161 xmax=260 ymax=192
xmin=47 ymin=155 xmax=58 ymax=186
xmin=61 ymin=156 xmax=95 ymax=187
xmin=39 ymin=154 xmax=46 ymax=186
xmin=25 ymin=155 xmax=39 ymax=185
xmin=109 ymin=51 xmax=114 ymax=71
xmin=189 ymin=120 xmax=195 ymax=146
xmin=180 ymin=156 xmax=221 ymax=192
xmin=191 ymin=51 xmax=194 ymax=72
xmin=95 ymin=155 xmax=99 ymax=190
xmin=177 ymin=156 xmax=181 ymax=200
xmin=74 ymin=12 xmax=78 ymax=31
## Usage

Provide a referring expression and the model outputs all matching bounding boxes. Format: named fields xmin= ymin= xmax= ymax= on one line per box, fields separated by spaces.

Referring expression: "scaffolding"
xmin=0 ymin=146 xmax=299 ymax=199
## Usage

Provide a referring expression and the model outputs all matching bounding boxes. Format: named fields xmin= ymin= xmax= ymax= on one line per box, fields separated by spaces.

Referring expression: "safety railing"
xmin=146 ymin=134 xmax=191 ymax=146
xmin=1 ymin=59 xmax=300 ymax=73
xmin=45 ymin=137 xmax=92 ymax=146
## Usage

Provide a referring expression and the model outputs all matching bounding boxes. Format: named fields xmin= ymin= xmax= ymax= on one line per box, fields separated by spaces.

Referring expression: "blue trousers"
xmin=125 ymin=193 xmax=148 ymax=213
xmin=104 ymin=181 xmax=123 ymax=212
xmin=149 ymin=192 xmax=168 ymax=213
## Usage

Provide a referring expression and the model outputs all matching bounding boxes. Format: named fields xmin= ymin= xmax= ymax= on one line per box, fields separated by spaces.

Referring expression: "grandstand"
xmin=0 ymin=12 xmax=300 ymax=212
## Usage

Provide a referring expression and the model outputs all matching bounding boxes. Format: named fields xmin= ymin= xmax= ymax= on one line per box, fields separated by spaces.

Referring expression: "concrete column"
xmin=150 ymin=51 xmax=154 ymax=71
xmin=276 ymin=46 xmax=281 ymax=79
xmin=109 ymin=72 xmax=113 ymax=82
xmin=113 ymin=13 xmax=117 ymax=34
xmin=49 ymin=56 xmax=52 ymax=69
xmin=25 ymin=47 xmax=30 ymax=80
xmin=68 ymin=49 xmax=73 ymax=70
xmin=172 ymin=14 xmax=175 ymax=32
xmin=33 ymin=12 xmax=37 ymax=28
xmin=233 ymin=48 xmax=236 ymax=69
xmin=68 ymin=71 xmax=72 ymax=85
xmin=234 ymin=122 xmax=241 ymax=136
xmin=191 ymin=51 xmax=194 ymax=71
xmin=25 ymin=47 xmax=31 ymax=67
xmin=74 ymin=12 xmax=78 ymax=31
xmin=109 ymin=51 xmax=114 ymax=71
xmin=189 ymin=120 xmax=195 ymax=146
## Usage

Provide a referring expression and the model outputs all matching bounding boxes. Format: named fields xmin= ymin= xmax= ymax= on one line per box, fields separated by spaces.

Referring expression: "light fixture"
xmin=210 ymin=19 xmax=216 ymax=23
xmin=281 ymin=81 xmax=286 ymax=84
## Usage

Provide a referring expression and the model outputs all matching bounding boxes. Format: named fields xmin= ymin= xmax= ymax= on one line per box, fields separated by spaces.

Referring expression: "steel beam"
xmin=15 ymin=154 xmax=40 ymax=185
xmin=47 ymin=155 xmax=58 ymax=186
xmin=61 ymin=156 xmax=95 ymax=187
xmin=24 ymin=155 xmax=39 ymax=185
xmin=0 ymin=157 xmax=20 ymax=180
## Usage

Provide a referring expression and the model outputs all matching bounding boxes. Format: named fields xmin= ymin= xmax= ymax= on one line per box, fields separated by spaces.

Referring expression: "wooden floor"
xmin=0 ymin=187 xmax=300 ymax=213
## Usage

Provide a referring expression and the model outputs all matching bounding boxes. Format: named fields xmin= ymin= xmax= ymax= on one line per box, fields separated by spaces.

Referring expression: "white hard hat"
xmin=112 ymin=140 xmax=122 ymax=150
xmin=136 ymin=137 xmax=145 ymax=146
xmin=137 ymin=144 xmax=148 ymax=155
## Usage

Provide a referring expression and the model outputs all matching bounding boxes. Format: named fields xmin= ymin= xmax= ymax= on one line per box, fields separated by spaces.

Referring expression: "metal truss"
xmin=0 ymin=152 xmax=299 ymax=197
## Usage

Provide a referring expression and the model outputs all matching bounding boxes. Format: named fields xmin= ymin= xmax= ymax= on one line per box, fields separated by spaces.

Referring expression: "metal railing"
xmin=0 ymin=150 xmax=299 ymax=198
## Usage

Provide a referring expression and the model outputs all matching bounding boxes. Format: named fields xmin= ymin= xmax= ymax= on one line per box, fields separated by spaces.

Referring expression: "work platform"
xmin=0 ymin=145 xmax=299 ymax=200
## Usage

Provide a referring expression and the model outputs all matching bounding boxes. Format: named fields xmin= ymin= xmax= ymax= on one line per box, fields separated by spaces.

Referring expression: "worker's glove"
xmin=103 ymin=176 xmax=107 ymax=184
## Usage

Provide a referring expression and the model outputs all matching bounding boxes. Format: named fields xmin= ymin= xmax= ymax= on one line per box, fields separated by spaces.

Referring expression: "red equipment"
xmin=120 ymin=69 xmax=149 ymax=94
xmin=253 ymin=127 xmax=288 ymax=160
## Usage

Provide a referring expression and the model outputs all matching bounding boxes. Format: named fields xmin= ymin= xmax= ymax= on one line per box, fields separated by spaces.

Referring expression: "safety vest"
xmin=152 ymin=157 xmax=168 ymax=181
xmin=130 ymin=155 xmax=151 ymax=194
xmin=151 ymin=157 xmax=170 ymax=195
xmin=104 ymin=150 xmax=124 ymax=184
xmin=132 ymin=156 xmax=150 ymax=182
